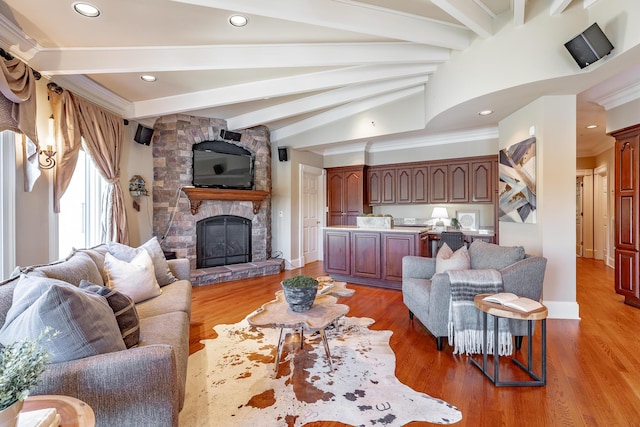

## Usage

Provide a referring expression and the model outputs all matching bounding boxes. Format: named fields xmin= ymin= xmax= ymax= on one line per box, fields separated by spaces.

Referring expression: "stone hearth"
xmin=151 ymin=115 xmax=283 ymax=284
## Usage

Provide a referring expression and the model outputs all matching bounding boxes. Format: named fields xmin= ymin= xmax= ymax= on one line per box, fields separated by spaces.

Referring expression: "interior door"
xmin=301 ymin=165 xmax=324 ymax=264
xmin=576 ymin=176 xmax=583 ymax=256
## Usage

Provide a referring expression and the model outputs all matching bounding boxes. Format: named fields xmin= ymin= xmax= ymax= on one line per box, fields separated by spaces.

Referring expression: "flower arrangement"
xmin=0 ymin=328 xmax=55 ymax=411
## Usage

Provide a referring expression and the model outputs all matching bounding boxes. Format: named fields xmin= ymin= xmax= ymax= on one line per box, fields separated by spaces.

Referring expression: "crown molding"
xmin=594 ymin=81 xmax=640 ymax=111
xmin=51 ymin=75 xmax=133 ymax=118
xmin=315 ymin=126 xmax=498 ymax=155
xmin=0 ymin=14 xmax=41 ymax=62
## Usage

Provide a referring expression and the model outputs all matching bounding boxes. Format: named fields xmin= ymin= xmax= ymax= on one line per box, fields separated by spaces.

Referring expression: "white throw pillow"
xmin=435 ymin=243 xmax=470 ymax=274
xmin=104 ymin=250 xmax=162 ymax=303
xmin=107 ymin=237 xmax=177 ymax=286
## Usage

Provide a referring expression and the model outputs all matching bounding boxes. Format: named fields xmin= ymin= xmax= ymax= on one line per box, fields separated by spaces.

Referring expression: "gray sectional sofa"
xmin=0 ymin=241 xmax=192 ymax=427
xmin=402 ymin=240 xmax=547 ymax=351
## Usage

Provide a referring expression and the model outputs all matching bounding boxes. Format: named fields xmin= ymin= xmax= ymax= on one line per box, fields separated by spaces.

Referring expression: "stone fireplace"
xmin=151 ymin=115 xmax=283 ymax=285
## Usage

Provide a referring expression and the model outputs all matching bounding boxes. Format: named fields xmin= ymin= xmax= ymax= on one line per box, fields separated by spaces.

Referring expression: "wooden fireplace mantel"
xmin=182 ymin=187 xmax=269 ymax=215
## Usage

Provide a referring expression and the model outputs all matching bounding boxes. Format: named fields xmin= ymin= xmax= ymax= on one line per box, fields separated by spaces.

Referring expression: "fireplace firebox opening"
xmin=196 ymin=215 xmax=252 ymax=268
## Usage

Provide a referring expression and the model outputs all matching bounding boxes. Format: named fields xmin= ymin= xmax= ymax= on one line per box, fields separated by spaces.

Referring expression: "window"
xmin=58 ymin=148 xmax=106 ymax=257
xmin=0 ymin=131 xmax=16 ymax=279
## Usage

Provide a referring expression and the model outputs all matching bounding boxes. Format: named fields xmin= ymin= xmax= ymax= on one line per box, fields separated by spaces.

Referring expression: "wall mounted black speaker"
xmin=134 ymin=124 xmax=153 ymax=145
xmin=278 ymin=147 xmax=288 ymax=162
xmin=564 ymin=23 xmax=614 ymax=69
xmin=220 ymin=129 xmax=242 ymax=142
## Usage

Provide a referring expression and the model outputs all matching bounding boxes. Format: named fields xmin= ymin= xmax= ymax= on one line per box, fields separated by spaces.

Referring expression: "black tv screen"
xmin=192 ymin=140 xmax=254 ymax=189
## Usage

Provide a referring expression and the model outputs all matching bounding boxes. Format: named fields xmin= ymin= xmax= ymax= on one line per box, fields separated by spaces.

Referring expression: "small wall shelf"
xmin=182 ymin=187 xmax=269 ymax=215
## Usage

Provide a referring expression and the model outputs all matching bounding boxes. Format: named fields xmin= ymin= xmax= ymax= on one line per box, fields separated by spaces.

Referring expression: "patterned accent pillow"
xmin=108 ymin=237 xmax=177 ymax=286
xmin=0 ymin=275 xmax=126 ymax=363
xmin=103 ymin=251 xmax=162 ymax=303
xmin=80 ymin=280 xmax=140 ymax=348
xmin=435 ymin=243 xmax=470 ymax=274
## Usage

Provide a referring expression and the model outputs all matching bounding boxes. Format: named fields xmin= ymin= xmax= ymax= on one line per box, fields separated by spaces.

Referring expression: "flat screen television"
xmin=192 ymin=140 xmax=254 ymax=189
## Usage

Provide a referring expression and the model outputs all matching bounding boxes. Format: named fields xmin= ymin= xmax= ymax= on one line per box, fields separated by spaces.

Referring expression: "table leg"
xmin=493 ymin=314 xmax=499 ymax=383
xmin=319 ymin=329 xmax=334 ymax=371
xmin=274 ymin=328 xmax=285 ymax=375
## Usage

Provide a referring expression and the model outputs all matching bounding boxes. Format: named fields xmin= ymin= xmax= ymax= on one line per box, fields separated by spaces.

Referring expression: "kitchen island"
xmin=323 ymin=226 xmax=430 ymax=290
xmin=323 ymin=226 xmax=495 ymax=290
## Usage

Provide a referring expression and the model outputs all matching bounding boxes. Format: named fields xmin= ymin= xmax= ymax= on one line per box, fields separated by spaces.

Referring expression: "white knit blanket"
xmin=447 ymin=269 xmax=513 ymax=356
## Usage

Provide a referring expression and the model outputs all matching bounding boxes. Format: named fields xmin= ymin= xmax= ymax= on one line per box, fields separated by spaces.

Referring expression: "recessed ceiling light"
xmin=229 ymin=15 xmax=249 ymax=27
xmin=478 ymin=110 xmax=494 ymax=116
xmin=586 ymin=124 xmax=598 ymax=129
xmin=140 ymin=75 xmax=157 ymax=82
xmin=72 ymin=2 xmax=101 ymax=17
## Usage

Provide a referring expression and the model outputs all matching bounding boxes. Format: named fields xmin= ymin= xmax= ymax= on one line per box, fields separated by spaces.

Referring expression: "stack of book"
xmin=18 ymin=408 xmax=61 ymax=427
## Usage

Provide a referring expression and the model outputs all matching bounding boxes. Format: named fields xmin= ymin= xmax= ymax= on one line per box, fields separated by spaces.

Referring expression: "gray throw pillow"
xmin=469 ymin=240 xmax=526 ymax=270
xmin=80 ymin=280 xmax=140 ymax=349
xmin=0 ymin=275 xmax=126 ymax=363
xmin=108 ymin=237 xmax=177 ymax=286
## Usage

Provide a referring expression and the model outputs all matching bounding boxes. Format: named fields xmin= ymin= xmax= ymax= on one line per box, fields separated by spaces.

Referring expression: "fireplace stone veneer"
xmin=151 ymin=115 xmax=278 ymax=282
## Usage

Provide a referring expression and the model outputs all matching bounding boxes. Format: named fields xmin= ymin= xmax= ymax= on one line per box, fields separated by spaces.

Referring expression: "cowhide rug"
xmin=180 ymin=316 xmax=462 ymax=427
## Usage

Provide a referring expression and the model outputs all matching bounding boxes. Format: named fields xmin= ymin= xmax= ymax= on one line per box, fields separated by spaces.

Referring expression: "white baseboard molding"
xmin=543 ymin=300 xmax=580 ymax=320
xmin=606 ymin=256 xmax=614 ymax=269
xmin=285 ymin=257 xmax=304 ymax=270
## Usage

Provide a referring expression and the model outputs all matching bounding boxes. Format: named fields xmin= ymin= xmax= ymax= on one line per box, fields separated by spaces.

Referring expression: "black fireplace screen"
xmin=196 ymin=215 xmax=252 ymax=268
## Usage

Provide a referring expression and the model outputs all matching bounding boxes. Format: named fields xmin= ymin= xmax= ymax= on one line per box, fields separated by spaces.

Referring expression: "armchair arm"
xmin=32 ymin=345 xmax=179 ymax=427
xmin=402 ymin=256 xmax=436 ymax=279
xmin=168 ymin=258 xmax=191 ymax=281
xmin=500 ymin=256 xmax=547 ymax=300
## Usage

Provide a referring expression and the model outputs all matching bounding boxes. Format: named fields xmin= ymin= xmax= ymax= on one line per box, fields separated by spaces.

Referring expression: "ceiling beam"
xmin=171 ymin=0 xmax=472 ymax=50
xmin=129 ymin=63 xmax=436 ymax=119
xmin=30 ymin=43 xmax=449 ymax=75
xmin=513 ymin=0 xmax=526 ymax=26
xmin=271 ymin=86 xmax=424 ymax=143
xmin=550 ymin=0 xmax=573 ymax=15
xmin=431 ymin=0 xmax=493 ymax=38
xmin=227 ymin=75 xmax=430 ymax=130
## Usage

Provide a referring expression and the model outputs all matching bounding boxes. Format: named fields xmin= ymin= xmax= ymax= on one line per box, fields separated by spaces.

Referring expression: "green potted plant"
xmin=281 ymin=275 xmax=319 ymax=312
xmin=0 ymin=328 xmax=54 ymax=427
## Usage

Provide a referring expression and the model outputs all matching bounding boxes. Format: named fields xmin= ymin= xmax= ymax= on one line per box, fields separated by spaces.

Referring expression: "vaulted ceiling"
xmin=0 ymin=0 xmax=637 ymax=157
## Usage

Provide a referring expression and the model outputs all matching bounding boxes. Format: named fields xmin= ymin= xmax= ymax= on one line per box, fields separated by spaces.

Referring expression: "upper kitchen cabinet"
xmin=327 ymin=165 xmax=371 ymax=226
xmin=368 ymin=168 xmax=396 ymax=205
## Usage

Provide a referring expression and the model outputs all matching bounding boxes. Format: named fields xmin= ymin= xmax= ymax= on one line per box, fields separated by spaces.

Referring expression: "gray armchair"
xmin=402 ymin=240 xmax=547 ymax=351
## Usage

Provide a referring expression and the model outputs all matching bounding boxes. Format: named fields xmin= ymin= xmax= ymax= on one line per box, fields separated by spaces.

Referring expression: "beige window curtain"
xmin=71 ymin=94 xmax=129 ymax=245
xmin=0 ymin=55 xmax=40 ymax=191
xmin=48 ymin=86 xmax=82 ymax=213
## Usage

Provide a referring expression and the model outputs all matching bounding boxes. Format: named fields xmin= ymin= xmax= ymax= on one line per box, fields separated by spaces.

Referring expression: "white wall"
xmin=271 ymin=146 xmax=324 ymax=269
xmin=499 ymin=96 xmax=579 ymax=319
xmin=120 ymin=122 xmax=154 ymax=247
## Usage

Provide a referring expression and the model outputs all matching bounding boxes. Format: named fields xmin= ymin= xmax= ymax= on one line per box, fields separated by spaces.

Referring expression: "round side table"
xmin=471 ymin=293 xmax=548 ymax=387
xmin=22 ymin=395 xmax=95 ymax=427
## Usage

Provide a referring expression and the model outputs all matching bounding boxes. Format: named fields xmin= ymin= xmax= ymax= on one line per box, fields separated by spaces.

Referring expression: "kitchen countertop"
xmin=323 ymin=225 xmax=495 ymax=236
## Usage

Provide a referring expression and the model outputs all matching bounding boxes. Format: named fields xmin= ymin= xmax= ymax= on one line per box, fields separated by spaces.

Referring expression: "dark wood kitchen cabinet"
xmin=351 ymin=231 xmax=381 ymax=279
xmin=470 ymin=158 xmax=495 ymax=203
xmin=368 ymin=168 xmax=396 ymax=205
xmin=428 ymin=163 xmax=448 ymax=203
xmin=323 ymin=230 xmax=350 ymax=275
xmin=327 ymin=165 xmax=370 ymax=226
xmin=324 ymin=228 xmax=426 ymax=289
xmin=612 ymin=124 xmax=640 ymax=307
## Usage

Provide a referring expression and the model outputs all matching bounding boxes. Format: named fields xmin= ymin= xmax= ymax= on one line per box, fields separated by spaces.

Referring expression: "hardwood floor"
xmin=189 ymin=257 xmax=640 ymax=426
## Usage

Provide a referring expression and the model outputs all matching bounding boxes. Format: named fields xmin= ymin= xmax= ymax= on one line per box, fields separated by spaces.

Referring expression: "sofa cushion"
xmin=135 ymin=279 xmax=192 ymax=320
xmin=80 ymin=280 xmax=140 ymax=348
xmin=469 ymin=241 xmax=525 ymax=270
xmin=0 ymin=275 xmax=126 ymax=363
xmin=30 ymin=251 xmax=104 ymax=286
xmin=104 ymin=251 xmax=162 ymax=303
xmin=435 ymin=243 xmax=470 ymax=274
xmin=108 ymin=237 xmax=177 ymax=286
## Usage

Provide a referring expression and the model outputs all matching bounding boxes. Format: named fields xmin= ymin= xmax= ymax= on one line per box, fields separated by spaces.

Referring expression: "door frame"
xmin=298 ymin=164 xmax=326 ymax=265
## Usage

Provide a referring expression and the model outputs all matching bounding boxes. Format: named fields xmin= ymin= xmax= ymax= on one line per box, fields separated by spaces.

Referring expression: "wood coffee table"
xmin=22 ymin=395 xmax=95 ymax=427
xmin=247 ymin=291 xmax=349 ymax=374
